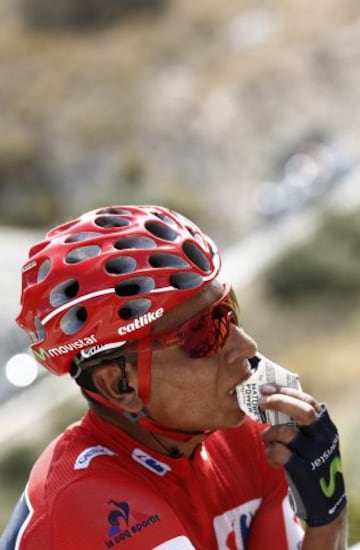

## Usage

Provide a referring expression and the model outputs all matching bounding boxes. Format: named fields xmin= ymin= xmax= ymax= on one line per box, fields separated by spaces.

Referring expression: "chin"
xmin=228 ymin=410 xmax=248 ymax=429
xmin=214 ymin=411 xmax=247 ymax=432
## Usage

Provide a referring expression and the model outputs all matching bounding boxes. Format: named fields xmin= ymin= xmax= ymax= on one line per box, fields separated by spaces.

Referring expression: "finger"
xmin=263 ymin=441 xmax=292 ymax=468
xmin=260 ymin=384 xmax=322 ymax=413
xmin=259 ymin=392 xmax=319 ymax=426
xmin=262 ymin=423 xmax=298 ymax=446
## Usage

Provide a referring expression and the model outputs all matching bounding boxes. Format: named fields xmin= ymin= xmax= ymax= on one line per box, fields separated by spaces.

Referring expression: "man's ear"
xmin=92 ymin=363 xmax=143 ymax=413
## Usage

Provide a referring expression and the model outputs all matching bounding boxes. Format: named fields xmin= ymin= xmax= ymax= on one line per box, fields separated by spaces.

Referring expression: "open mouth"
xmin=227 ymin=359 xmax=253 ymax=397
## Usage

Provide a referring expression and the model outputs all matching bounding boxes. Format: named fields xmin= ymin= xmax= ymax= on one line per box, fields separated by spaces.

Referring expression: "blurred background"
xmin=0 ymin=0 xmax=359 ymax=544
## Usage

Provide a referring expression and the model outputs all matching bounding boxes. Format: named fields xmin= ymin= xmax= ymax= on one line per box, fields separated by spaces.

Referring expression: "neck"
xmin=145 ymin=429 xmax=207 ymax=458
xmin=92 ymin=404 xmax=207 ymax=458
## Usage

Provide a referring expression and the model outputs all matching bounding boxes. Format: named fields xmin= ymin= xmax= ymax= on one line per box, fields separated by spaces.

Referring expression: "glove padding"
xmin=284 ymin=404 xmax=347 ymax=527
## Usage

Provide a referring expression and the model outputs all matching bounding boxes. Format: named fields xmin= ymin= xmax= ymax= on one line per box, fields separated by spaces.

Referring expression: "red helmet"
xmin=17 ymin=205 xmax=221 ymax=376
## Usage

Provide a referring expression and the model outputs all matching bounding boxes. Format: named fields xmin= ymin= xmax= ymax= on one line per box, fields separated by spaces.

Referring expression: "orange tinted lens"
xmin=178 ymin=285 xmax=239 ymax=358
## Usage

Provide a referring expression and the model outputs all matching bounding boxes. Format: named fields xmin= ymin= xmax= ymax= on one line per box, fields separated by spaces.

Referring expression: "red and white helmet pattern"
xmin=17 ymin=205 xmax=221 ymax=375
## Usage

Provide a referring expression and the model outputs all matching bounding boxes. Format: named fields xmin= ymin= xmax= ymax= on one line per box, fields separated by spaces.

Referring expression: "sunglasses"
xmin=147 ymin=284 xmax=240 ymax=358
xmin=74 ymin=285 xmax=240 ymax=374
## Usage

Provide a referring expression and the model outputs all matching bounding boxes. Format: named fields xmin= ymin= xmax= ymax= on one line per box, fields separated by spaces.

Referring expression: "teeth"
xmin=229 ymin=388 xmax=236 ymax=396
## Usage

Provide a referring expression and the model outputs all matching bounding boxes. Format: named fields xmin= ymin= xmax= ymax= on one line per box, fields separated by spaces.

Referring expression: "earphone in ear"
xmin=117 ymin=357 xmax=131 ymax=393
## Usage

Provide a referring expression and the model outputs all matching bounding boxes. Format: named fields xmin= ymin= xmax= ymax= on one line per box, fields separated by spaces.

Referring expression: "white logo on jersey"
xmin=213 ymin=499 xmax=261 ymax=550
xmin=74 ymin=445 xmax=116 ymax=470
xmin=153 ymin=535 xmax=196 ymax=549
xmin=282 ymin=495 xmax=304 ymax=548
xmin=132 ymin=448 xmax=171 ymax=476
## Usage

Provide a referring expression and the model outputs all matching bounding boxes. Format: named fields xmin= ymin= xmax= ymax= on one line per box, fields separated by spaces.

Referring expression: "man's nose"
xmin=223 ymin=324 xmax=258 ymax=364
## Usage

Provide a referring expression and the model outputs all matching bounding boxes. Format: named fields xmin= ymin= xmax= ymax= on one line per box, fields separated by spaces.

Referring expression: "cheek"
xmin=149 ymin=352 xmax=219 ymax=412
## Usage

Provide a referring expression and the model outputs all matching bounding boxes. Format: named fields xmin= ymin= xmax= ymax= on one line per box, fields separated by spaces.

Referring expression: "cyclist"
xmin=0 ymin=205 xmax=347 ymax=549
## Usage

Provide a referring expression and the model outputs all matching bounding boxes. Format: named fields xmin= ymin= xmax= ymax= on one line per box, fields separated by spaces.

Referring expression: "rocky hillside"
xmin=0 ymin=0 xmax=359 ymax=243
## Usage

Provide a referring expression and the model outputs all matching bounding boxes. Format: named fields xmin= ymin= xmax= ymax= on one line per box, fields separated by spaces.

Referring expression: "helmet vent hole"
xmin=60 ymin=306 xmax=87 ymax=335
xmin=114 ymin=236 xmax=156 ymax=250
xmin=186 ymin=226 xmax=204 ymax=245
xmin=34 ymin=316 xmax=46 ymax=342
xmin=37 ymin=259 xmax=51 ymax=282
xmin=118 ymin=298 xmax=151 ymax=320
xmin=149 ymin=253 xmax=189 ymax=269
xmin=97 ymin=207 xmax=132 ymax=216
xmin=183 ymin=242 xmax=210 ymax=272
xmin=153 ymin=212 xmax=177 ymax=227
xmin=65 ymin=245 xmax=101 ymax=264
xmin=115 ymin=277 xmax=155 ymax=296
xmin=105 ymin=256 xmax=137 ymax=274
xmin=65 ymin=232 xmax=102 ymax=243
xmin=145 ymin=221 xmax=179 ymax=242
xmin=50 ymin=278 xmax=79 ymax=306
xmin=95 ymin=216 xmax=130 ymax=228
xmin=170 ymin=272 xmax=203 ymax=289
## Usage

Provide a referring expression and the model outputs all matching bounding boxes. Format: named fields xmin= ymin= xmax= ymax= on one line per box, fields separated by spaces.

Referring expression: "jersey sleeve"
xmin=49 ymin=475 xmax=196 ymax=549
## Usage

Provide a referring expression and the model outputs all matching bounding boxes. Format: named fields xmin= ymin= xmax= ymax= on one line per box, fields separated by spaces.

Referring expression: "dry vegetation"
xmin=1 ymin=0 xmax=360 ymax=237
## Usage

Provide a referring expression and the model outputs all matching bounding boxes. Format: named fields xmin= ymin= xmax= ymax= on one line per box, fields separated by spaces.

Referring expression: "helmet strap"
xmin=137 ymin=415 xmax=195 ymax=442
xmin=136 ymin=338 xmax=152 ymax=407
xmin=131 ymin=339 xmax=194 ymax=441
xmin=83 ymin=337 xmax=210 ymax=442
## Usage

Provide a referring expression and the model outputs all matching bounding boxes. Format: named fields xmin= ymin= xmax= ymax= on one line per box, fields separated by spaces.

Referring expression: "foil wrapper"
xmin=236 ymin=353 xmax=302 ymax=425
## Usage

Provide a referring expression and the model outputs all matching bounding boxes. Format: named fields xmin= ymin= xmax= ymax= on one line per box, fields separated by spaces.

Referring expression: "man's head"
xmin=17 ymin=205 xmax=221 ymax=408
xmin=72 ymin=280 xmax=257 ymax=436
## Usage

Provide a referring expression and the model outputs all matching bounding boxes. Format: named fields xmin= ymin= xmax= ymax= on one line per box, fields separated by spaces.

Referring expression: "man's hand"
xmin=259 ymin=384 xmax=348 ymax=549
xmin=260 ymin=383 xmax=322 ymax=467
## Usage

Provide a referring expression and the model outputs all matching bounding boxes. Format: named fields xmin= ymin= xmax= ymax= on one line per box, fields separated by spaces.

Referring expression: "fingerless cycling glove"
xmin=284 ymin=405 xmax=347 ymax=527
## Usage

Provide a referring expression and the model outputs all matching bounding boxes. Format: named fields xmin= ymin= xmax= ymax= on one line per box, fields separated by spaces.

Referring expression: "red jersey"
xmin=0 ymin=411 xmax=303 ymax=549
